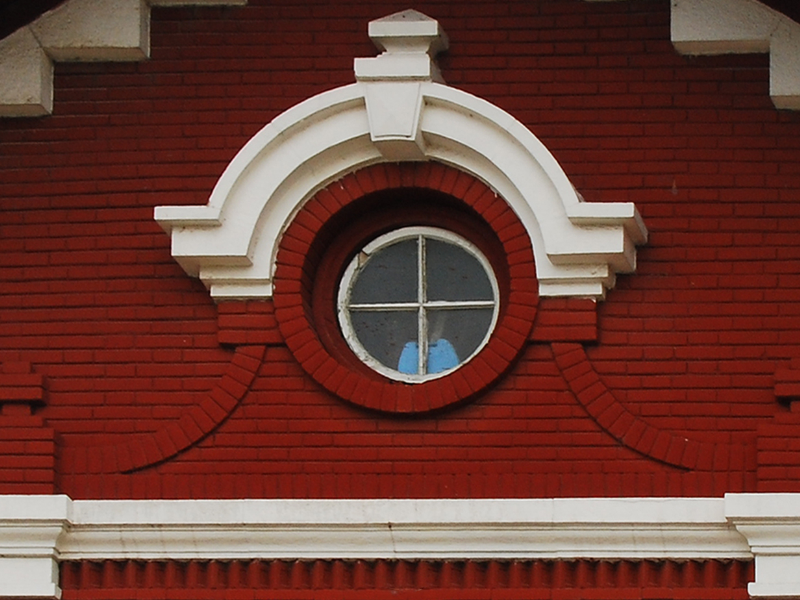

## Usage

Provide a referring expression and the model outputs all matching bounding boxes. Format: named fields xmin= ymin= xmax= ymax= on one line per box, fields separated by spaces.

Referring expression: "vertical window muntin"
xmin=338 ymin=226 xmax=500 ymax=383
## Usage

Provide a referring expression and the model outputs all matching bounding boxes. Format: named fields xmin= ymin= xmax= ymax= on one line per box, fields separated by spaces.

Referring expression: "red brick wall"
xmin=1 ymin=0 xmax=799 ymax=500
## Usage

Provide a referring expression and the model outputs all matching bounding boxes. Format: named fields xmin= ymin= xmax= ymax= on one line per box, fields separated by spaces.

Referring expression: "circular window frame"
xmin=273 ymin=162 xmax=539 ymax=415
xmin=337 ymin=226 xmax=501 ymax=383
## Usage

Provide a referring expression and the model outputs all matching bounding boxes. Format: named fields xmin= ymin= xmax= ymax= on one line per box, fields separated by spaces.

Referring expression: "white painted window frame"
xmin=337 ymin=226 xmax=500 ymax=382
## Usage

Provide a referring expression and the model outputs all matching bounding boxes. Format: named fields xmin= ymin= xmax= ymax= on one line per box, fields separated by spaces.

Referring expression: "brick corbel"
xmin=0 ymin=361 xmax=45 ymax=413
xmin=774 ymin=358 xmax=800 ymax=403
xmin=0 ymin=362 xmax=56 ymax=494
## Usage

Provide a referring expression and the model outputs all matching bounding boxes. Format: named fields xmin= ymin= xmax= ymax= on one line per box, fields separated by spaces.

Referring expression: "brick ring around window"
xmin=273 ymin=162 xmax=538 ymax=414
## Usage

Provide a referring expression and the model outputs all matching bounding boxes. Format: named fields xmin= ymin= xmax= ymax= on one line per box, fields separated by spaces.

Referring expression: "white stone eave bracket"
xmin=155 ymin=10 xmax=648 ymax=301
xmin=0 ymin=0 xmax=247 ymax=117
xmin=586 ymin=0 xmax=800 ymax=110
xmin=5 ymin=494 xmax=800 ymax=598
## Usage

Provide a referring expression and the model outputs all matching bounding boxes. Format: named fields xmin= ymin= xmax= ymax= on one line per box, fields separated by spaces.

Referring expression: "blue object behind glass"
xmin=397 ymin=339 xmax=459 ymax=375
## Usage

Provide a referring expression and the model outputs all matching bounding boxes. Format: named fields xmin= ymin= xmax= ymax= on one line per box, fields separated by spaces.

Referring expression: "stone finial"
xmin=368 ymin=9 xmax=449 ymax=56
xmin=354 ymin=9 xmax=448 ymax=82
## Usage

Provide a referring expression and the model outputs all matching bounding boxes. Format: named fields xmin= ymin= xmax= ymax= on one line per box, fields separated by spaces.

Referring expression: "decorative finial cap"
xmin=355 ymin=10 xmax=448 ymax=82
xmin=368 ymin=9 xmax=449 ymax=56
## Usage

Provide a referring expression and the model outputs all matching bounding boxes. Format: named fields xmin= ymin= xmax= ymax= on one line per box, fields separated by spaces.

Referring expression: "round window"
xmin=337 ymin=226 xmax=500 ymax=382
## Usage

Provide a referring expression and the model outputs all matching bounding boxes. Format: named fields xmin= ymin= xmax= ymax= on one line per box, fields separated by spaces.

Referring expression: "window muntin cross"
xmin=338 ymin=227 xmax=500 ymax=382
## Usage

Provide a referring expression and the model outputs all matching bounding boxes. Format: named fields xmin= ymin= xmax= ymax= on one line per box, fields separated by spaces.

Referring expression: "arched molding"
xmin=155 ymin=10 xmax=647 ymax=301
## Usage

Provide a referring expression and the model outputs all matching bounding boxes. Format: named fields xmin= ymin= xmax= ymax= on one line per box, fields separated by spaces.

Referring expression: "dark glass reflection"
xmin=426 ymin=308 xmax=494 ymax=364
xmin=350 ymin=310 xmax=418 ymax=371
xmin=425 ymin=238 xmax=493 ymax=302
xmin=350 ymin=238 xmax=418 ymax=304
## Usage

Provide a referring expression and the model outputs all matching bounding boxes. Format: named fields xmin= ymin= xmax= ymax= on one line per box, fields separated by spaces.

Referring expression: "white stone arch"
xmin=155 ymin=9 xmax=647 ymax=301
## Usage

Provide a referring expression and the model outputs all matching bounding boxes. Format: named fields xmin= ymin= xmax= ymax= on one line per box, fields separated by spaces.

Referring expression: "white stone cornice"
xmin=9 ymin=494 xmax=800 ymax=599
xmin=59 ymin=497 xmax=749 ymax=561
xmin=0 ymin=0 xmax=247 ymax=117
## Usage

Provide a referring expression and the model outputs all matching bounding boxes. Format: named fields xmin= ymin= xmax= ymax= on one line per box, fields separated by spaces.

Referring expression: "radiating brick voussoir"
xmin=64 ymin=345 xmax=266 ymax=474
xmin=552 ymin=342 xmax=749 ymax=472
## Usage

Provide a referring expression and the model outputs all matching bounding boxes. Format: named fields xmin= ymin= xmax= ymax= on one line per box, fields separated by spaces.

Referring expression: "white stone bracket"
xmin=586 ymin=0 xmax=800 ymax=110
xmin=0 ymin=0 xmax=247 ymax=117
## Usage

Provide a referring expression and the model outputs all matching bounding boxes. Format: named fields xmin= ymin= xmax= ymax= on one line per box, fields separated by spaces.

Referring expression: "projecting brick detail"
xmin=273 ymin=162 xmax=538 ymax=414
xmin=0 ymin=362 xmax=45 ymax=406
xmin=757 ymin=412 xmax=800 ymax=492
xmin=774 ymin=357 xmax=800 ymax=401
xmin=553 ymin=343 xmax=755 ymax=472
xmin=59 ymin=558 xmax=753 ymax=598
xmin=0 ymin=361 xmax=55 ymax=493
xmin=0 ymin=416 xmax=56 ymax=494
xmin=60 ymin=345 xmax=264 ymax=475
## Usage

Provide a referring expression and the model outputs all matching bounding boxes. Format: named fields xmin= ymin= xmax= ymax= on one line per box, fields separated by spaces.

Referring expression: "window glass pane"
xmin=425 ymin=238 xmax=493 ymax=302
xmin=350 ymin=238 xmax=418 ymax=304
xmin=426 ymin=308 xmax=494 ymax=371
xmin=350 ymin=310 xmax=418 ymax=372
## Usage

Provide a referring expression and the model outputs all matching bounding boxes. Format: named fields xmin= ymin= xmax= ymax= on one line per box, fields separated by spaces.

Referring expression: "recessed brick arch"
xmin=552 ymin=343 xmax=756 ymax=473
xmin=60 ymin=345 xmax=265 ymax=476
xmin=273 ymin=162 xmax=537 ymax=414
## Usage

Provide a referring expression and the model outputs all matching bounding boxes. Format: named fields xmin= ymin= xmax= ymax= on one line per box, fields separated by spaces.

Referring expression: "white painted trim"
xmin=0 ymin=0 xmax=247 ymax=117
xmin=60 ymin=497 xmax=750 ymax=560
xmin=155 ymin=11 xmax=647 ymax=301
xmin=6 ymin=494 xmax=800 ymax=599
xmin=0 ymin=495 xmax=70 ymax=599
xmin=337 ymin=227 xmax=500 ymax=382
xmin=727 ymin=494 xmax=800 ymax=598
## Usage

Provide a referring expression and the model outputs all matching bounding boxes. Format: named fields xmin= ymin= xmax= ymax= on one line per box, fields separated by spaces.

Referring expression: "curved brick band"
xmin=61 ymin=345 xmax=265 ymax=475
xmin=273 ymin=162 xmax=538 ymax=414
xmin=552 ymin=343 xmax=754 ymax=472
